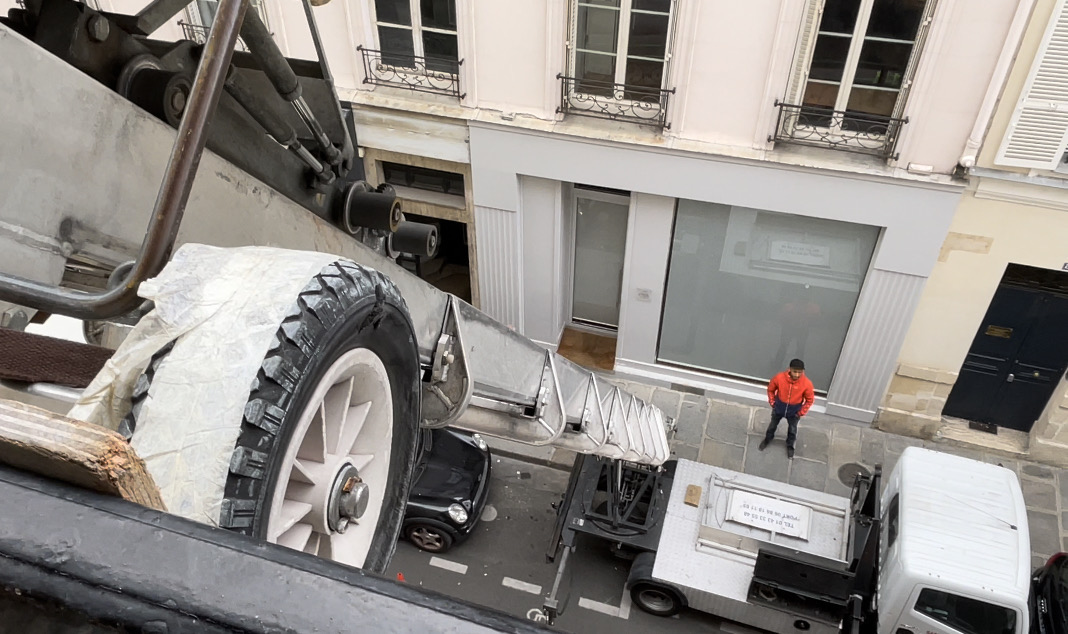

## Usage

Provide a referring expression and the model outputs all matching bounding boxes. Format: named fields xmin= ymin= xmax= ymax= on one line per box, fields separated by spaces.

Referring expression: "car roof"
xmin=895 ymin=447 xmax=1030 ymax=605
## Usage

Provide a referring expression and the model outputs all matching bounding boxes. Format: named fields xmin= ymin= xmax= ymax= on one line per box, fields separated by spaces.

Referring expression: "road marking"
xmin=618 ymin=584 xmax=632 ymax=619
xmin=578 ymin=581 xmax=632 ymax=619
xmin=502 ymin=577 xmax=542 ymax=595
xmin=428 ymin=556 xmax=468 ymax=574
xmin=578 ymin=598 xmax=620 ymax=617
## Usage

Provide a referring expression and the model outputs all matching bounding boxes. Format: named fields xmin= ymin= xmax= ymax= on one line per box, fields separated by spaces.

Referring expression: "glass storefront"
xmin=657 ymin=200 xmax=880 ymax=391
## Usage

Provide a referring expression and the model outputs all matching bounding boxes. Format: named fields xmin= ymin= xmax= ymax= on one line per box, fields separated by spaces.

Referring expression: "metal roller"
xmin=390 ymin=221 xmax=439 ymax=259
xmin=340 ymin=181 xmax=402 ymax=233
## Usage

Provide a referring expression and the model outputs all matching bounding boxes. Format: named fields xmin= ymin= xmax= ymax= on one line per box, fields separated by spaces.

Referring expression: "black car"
xmin=402 ymin=427 xmax=491 ymax=553
xmin=1032 ymin=552 xmax=1068 ymax=633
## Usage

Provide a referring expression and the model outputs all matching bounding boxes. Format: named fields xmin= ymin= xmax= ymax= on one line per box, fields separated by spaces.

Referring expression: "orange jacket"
xmin=767 ymin=371 xmax=815 ymax=417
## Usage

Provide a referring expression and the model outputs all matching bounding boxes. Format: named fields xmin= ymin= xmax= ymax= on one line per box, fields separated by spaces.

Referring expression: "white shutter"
xmin=784 ymin=0 xmax=824 ymax=105
xmin=995 ymin=0 xmax=1068 ymax=170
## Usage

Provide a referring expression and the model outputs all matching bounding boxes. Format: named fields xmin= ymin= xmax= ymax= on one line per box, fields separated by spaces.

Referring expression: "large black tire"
xmin=127 ymin=260 xmax=421 ymax=574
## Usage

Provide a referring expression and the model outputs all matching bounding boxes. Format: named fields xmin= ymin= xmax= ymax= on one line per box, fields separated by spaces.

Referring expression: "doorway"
xmin=943 ymin=264 xmax=1068 ymax=432
xmin=570 ymin=187 xmax=629 ymax=330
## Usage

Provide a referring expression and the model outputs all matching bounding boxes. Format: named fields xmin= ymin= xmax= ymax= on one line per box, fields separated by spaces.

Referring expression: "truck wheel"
xmin=630 ymin=581 xmax=684 ymax=617
xmin=127 ymin=261 xmax=421 ymax=574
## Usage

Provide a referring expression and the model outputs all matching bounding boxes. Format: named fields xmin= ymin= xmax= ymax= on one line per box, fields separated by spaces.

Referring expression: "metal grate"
xmin=556 ymin=74 xmax=673 ymax=129
xmin=357 ymin=46 xmax=464 ymax=99
xmin=769 ymin=101 xmax=909 ymax=160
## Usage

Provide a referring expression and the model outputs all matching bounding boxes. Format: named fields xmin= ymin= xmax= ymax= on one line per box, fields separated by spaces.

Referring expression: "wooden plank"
xmin=0 ymin=399 xmax=165 ymax=510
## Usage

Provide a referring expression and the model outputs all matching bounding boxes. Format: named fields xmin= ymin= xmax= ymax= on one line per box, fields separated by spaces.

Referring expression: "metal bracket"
xmin=420 ymin=295 xmax=472 ymax=428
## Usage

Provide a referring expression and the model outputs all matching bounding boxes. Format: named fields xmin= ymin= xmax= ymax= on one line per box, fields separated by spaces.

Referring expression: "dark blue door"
xmin=943 ymin=270 xmax=1068 ymax=432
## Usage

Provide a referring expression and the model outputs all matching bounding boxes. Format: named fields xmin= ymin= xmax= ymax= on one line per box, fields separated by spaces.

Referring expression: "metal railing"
xmin=357 ymin=46 xmax=464 ymax=99
xmin=180 ymin=21 xmax=250 ymax=52
xmin=557 ymin=74 xmax=674 ymax=129
xmin=769 ymin=101 xmax=908 ymax=160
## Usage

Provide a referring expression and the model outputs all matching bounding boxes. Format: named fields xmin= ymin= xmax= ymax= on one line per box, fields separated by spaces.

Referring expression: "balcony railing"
xmin=557 ymin=74 xmax=673 ymax=129
xmin=179 ymin=21 xmax=250 ymax=52
xmin=357 ymin=46 xmax=464 ymax=99
xmin=769 ymin=101 xmax=908 ymax=160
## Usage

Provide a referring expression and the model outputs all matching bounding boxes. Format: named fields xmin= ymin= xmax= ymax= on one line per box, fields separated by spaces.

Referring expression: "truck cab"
xmin=875 ymin=449 xmax=1030 ymax=634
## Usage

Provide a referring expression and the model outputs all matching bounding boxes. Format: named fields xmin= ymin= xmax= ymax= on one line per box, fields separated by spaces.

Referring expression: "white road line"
xmin=578 ymin=598 xmax=620 ymax=617
xmin=428 ymin=556 xmax=468 ymax=575
xmin=502 ymin=577 xmax=542 ymax=595
xmin=617 ymin=584 xmax=632 ymax=619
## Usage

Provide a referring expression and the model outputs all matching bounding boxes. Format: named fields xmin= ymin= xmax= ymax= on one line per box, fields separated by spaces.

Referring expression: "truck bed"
xmin=653 ymin=459 xmax=852 ymax=633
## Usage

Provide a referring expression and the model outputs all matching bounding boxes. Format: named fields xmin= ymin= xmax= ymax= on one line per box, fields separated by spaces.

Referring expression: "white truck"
xmin=545 ymin=447 xmax=1030 ymax=634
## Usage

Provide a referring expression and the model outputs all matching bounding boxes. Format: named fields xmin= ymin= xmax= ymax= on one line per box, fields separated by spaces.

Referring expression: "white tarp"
xmin=70 ymin=243 xmax=342 ymax=525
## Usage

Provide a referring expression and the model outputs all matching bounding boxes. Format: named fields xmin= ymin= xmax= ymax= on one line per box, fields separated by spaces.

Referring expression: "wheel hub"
xmin=327 ymin=464 xmax=370 ymax=534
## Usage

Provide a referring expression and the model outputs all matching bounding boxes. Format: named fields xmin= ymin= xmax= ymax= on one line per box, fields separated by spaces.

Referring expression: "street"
xmin=386 ymin=455 xmax=758 ymax=634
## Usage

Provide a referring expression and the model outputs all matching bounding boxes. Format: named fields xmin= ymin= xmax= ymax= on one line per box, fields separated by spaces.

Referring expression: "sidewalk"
xmin=485 ymin=377 xmax=1068 ymax=572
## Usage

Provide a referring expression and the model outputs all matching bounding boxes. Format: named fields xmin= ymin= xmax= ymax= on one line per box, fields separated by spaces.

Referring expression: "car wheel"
xmin=126 ymin=260 xmax=421 ymax=574
xmin=405 ymin=523 xmax=454 ymax=553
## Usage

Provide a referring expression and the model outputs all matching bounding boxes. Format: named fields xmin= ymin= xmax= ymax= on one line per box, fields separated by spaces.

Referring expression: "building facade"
xmin=94 ymin=0 xmax=1040 ymax=441
xmin=880 ymin=0 xmax=1068 ymax=465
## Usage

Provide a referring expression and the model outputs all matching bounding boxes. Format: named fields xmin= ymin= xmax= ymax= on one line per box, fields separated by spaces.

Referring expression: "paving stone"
xmin=860 ymin=428 xmax=886 ymax=470
xmin=623 ymin=382 xmax=655 ymax=402
xmin=1023 ymin=463 xmax=1056 ymax=480
xmin=885 ymin=435 xmax=923 ymax=454
xmin=743 ymin=434 xmax=790 ymax=484
xmin=709 ymin=400 xmax=752 ymax=431
xmin=1028 ymin=510 xmax=1061 ymax=559
xmin=984 ymin=455 xmax=1020 ymax=475
xmin=706 ymin=407 xmax=750 ymax=446
xmin=824 ymin=474 xmax=853 ymax=497
xmin=651 ymin=388 xmax=682 ymax=419
xmin=883 ymin=451 xmax=902 ymax=482
xmin=789 ymin=457 xmax=829 ymax=491
xmin=795 ymin=426 xmax=829 ymax=462
xmin=830 ymin=423 xmax=861 ymax=443
xmin=1022 ymin=478 xmax=1058 ymax=512
xmin=941 ymin=445 xmax=989 ymax=464
xmin=1063 ymin=533 xmax=1068 ymax=553
xmin=675 ymin=396 xmax=710 ymax=446
xmin=829 ymin=435 xmax=862 ymax=472
xmin=670 ymin=443 xmax=699 ymax=462
xmin=1060 ymin=472 xmax=1068 ymax=510
xmin=1035 ymin=554 xmax=1050 ymax=571
xmin=699 ymin=438 xmax=745 ymax=472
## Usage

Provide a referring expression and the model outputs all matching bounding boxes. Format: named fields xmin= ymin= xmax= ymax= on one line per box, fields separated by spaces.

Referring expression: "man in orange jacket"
xmin=759 ymin=358 xmax=814 ymax=459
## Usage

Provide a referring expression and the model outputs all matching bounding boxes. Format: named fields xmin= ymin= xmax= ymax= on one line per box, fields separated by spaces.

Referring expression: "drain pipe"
xmin=959 ymin=0 xmax=1038 ymax=168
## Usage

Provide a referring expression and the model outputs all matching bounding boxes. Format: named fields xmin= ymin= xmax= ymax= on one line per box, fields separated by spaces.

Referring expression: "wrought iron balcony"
xmin=557 ymin=74 xmax=673 ymax=129
xmin=179 ymin=21 xmax=250 ymax=52
xmin=357 ymin=46 xmax=464 ymax=99
xmin=769 ymin=101 xmax=908 ymax=160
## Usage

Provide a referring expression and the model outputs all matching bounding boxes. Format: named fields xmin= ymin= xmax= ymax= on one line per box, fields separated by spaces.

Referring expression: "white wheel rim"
xmin=266 ymin=347 xmax=393 ymax=568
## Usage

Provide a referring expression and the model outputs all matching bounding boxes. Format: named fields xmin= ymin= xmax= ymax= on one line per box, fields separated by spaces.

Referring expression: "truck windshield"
xmin=915 ymin=588 xmax=1017 ymax=634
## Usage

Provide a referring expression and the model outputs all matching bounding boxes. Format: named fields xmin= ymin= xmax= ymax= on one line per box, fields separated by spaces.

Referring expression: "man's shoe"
xmin=759 ymin=439 xmax=769 ymax=451
xmin=787 ymin=447 xmax=795 ymax=459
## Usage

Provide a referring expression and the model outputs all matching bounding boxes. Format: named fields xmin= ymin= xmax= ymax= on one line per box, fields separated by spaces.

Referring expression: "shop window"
xmin=381 ymin=162 xmax=464 ymax=197
xmin=657 ymin=201 xmax=879 ymax=391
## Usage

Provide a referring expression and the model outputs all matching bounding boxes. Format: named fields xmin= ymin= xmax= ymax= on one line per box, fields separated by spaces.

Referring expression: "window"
xmin=571 ymin=0 xmax=673 ymax=97
xmin=182 ymin=0 xmax=269 ymax=51
xmin=559 ymin=0 xmax=676 ymax=127
xmin=381 ymin=162 xmax=464 ymax=196
xmin=774 ymin=0 xmax=935 ymax=157
xmin=914 ymin=589 xmax=1017 ymax=634
xmin=657 ymin=201 xmax=879 ymax=391
xmin=373 ymin=0 xmax=458 ymax=73
xmin=885 ymin=494 xmax=899 ymax=547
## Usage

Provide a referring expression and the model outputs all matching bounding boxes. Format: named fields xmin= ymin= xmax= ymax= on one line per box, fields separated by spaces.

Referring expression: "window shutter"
xmin=890 ymin=0 xmax=938 ymax=120
xmin=784 ymin=0 xmax=824 ymax=105
xmin=995 ymin=0 xmax=1068 ymax=170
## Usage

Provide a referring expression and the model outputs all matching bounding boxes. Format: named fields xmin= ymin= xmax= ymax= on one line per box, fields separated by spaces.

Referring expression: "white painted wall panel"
xmin=469 ymin=125 xmax=961 ymax=278
xmin=473 ymin=205 xmax=522 ymax=332
xmin=617 ymin=193 xmax=675 ymax=363
xmin=518 ymin=176 xmax=565 ymax=347
xmin=827 ymin=269 xmax=927 ymax=419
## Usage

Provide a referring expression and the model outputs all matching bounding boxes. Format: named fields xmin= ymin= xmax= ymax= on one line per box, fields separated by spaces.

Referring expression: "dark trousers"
xmin=764 ymin=412 xmax=799 ymax=450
